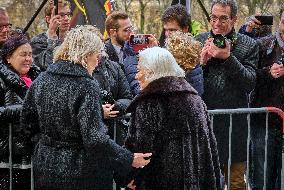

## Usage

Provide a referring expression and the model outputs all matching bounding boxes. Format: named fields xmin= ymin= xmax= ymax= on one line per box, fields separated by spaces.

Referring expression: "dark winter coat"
xmin=194 ymin=32 xmax=258 ymax=164
xmin=105 ymin=39 xmax=141 ymax=95
xmin=0 ymin=61 xmax=40 ymax=163
xmin=125 ymin=76 xmax=222 ymax=190
xmin=0 ymin=62 xmax=40 ymax=190
xmin=93 ymin=57 xmax=133 ymax=145
xmin=31 ymin=32 xmax=61 ymax=71
xmin=251 ymin=34 xmax=284 ymax=130
xmin=21 ymin=60 xmax=133 ymax=190
xmin=185 ymin=64 xmax=204 ymax=96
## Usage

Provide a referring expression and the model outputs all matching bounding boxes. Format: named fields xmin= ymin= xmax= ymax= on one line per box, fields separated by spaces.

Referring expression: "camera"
xmin=254 ymin=15 xmax=273 ymax=25
xmin=100 ymin=90 xmax=115 ymax=104
xmin=129 ymin=34 xmax=151 ymax=53
xmin=277 ymin=54 xmax=284 ymax=65
xmin=213 ymin=34 xmax=226 ymax=49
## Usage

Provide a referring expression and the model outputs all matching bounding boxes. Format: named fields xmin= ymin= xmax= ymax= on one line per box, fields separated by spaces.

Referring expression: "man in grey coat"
xmin=194 ymin=0 xmax=258 ymax=189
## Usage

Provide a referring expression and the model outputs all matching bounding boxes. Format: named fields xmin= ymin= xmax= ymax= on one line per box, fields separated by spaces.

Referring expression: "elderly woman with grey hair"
xmin=125 ymin=47 xmax=222 ymax=190
xmin=21 ymin=25 xmax=151 ymax=190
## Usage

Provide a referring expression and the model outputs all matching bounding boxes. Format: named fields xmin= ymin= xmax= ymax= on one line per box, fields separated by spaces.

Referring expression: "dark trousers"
xmin=249 ymin=127 xmax=282 ymax=190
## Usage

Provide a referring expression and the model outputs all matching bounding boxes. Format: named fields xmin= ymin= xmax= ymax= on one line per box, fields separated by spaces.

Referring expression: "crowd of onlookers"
xmin=0 ymin=0 xmax=283 ymax=189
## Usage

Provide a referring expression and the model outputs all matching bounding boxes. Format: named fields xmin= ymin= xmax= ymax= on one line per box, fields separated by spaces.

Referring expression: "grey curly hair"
xmin=54 ymin=25 xmax=106 ymax=65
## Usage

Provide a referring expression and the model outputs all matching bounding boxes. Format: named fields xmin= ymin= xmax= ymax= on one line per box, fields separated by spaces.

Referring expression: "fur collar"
xmin=128 ymin=76 xmax=197 ymax=111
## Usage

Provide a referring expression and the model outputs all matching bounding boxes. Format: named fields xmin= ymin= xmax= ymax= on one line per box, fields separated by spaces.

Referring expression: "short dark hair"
xmin=161 ymin=4 xmax=191 ymax=29
xmin=105 ymin=11 xmax=129 ymax=35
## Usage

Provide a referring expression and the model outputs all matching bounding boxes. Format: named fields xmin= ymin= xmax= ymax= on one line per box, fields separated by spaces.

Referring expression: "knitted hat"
xmin=0 ymin=33 xmax=29 ymax=61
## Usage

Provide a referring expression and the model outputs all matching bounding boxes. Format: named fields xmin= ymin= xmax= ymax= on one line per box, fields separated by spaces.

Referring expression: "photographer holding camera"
xmin=248 ymin=5 xmax=284 ymax=190
xmin=194 ymin=0 xmax=258 ymax=189
xmin=239 ymin=15 xmax=273 ymax=39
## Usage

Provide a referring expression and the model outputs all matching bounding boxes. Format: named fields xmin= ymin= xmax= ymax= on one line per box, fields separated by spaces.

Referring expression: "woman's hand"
xmin=132 ymin=153 xmax=152 ymax=168
xmin=102 ymin=104 xmax=120 ymax=119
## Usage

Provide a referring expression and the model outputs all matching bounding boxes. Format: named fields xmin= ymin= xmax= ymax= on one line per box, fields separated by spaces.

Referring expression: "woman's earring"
xmin=82 ymin=59 xmax=88 ymax=69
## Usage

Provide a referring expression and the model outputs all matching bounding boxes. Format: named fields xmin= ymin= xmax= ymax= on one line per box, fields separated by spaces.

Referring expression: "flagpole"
xmin=23 ymin=0 xmax=49 ymax=33
xmin=81 ymin=0 xmax=90 ymax=24
xmin=186 ymin=0 xmax=191 ymax=14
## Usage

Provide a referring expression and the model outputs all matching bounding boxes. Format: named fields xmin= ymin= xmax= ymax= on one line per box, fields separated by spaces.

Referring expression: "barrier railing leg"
xmin=9 ymin=124 xmax=13 ymax=190
xmin=114 ymin=121 xmax=117 ymax=143
xmin=281 ymin=134 xmax=284 ymax=190
xmin=281 ymin=114 xmax=284 ymax=189
xmin=31 ymin=159 xmax=34 ymax=190
xmin=228 ymin=114 xmax=233 ymax=190
xmin=263 ymin=113 xmax=269 ymax=190
xmin=113 ymin=121 xmax=117 ymax=190
xmin=246 ymin=114 xmax=251 ymax=190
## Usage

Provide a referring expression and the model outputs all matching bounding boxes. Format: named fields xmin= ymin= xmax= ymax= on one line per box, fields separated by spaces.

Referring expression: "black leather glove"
xmin=0 ymin=104 xmax=23 ymax=122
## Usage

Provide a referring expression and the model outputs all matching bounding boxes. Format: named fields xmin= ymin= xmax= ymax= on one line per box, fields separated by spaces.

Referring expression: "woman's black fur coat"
xmin=125 ymin=76 xmax=222 ymax=190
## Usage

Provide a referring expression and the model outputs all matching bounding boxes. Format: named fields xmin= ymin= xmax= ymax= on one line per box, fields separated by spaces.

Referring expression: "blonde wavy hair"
xmin=165 ymin=31 xmax=202 ymax=71
xmin=139 ymin=47 xmax=185 ymax=84
xmin=54 ymin=25 xmax=106 ymax=64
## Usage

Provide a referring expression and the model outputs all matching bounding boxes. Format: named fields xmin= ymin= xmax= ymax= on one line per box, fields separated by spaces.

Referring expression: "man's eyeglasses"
xmin=0 ymin=24 xmax=12 ymax=32
xmin=164 ymin=28 xmax=179 ymax=33
xmin=111 ymin=26 xmax=134 ymax=33
xmin=58 ymin=12 xmax=73 ymax=18
xmin=210 ymin=15 xmax=230 ymax=23
xmin=122 ymin=26 xmax=134 ymax=33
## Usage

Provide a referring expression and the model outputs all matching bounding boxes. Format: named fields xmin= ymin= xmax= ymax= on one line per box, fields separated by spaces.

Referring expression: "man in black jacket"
xmin=195 ymin=0 xmax=258 ymax=189
xmin=93 ymin=57 xmax=133 ymax=146
xmin=249 ymin=5 xmax=284 ymax=190
xmin=104 ymin=11 xmax=141 ymax=96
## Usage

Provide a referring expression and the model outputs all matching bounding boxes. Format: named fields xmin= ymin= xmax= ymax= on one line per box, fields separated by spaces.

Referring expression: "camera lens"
xmin=213 ymin=34 xmax=226 ymax=49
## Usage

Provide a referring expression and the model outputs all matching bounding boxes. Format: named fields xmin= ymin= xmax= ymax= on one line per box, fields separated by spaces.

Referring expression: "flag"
xmin=104 ymin=0 xmax=112 ymax=16
xmin=69 ymin=0 xmax=115 ymax=33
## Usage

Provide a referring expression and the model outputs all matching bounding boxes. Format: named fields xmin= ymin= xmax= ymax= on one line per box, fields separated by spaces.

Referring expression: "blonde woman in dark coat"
xmin=125 ymin=47 xmax=222 ymax=190
xmin=21 ymin=25 xmax=151 ymax=190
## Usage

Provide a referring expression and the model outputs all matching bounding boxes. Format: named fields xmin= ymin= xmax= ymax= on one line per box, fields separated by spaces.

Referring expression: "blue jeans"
xmin=249 ymin=127 xmax=282 ymax=190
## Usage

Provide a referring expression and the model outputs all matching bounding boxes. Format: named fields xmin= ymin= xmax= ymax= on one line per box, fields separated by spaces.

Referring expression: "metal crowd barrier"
xmin=0 ymin=124 xmax=33 ymax=190
xmin=208 ymin=107 xmax=284 ymax=190
xmin=2 ymin=108 xmax=283 ymax=190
